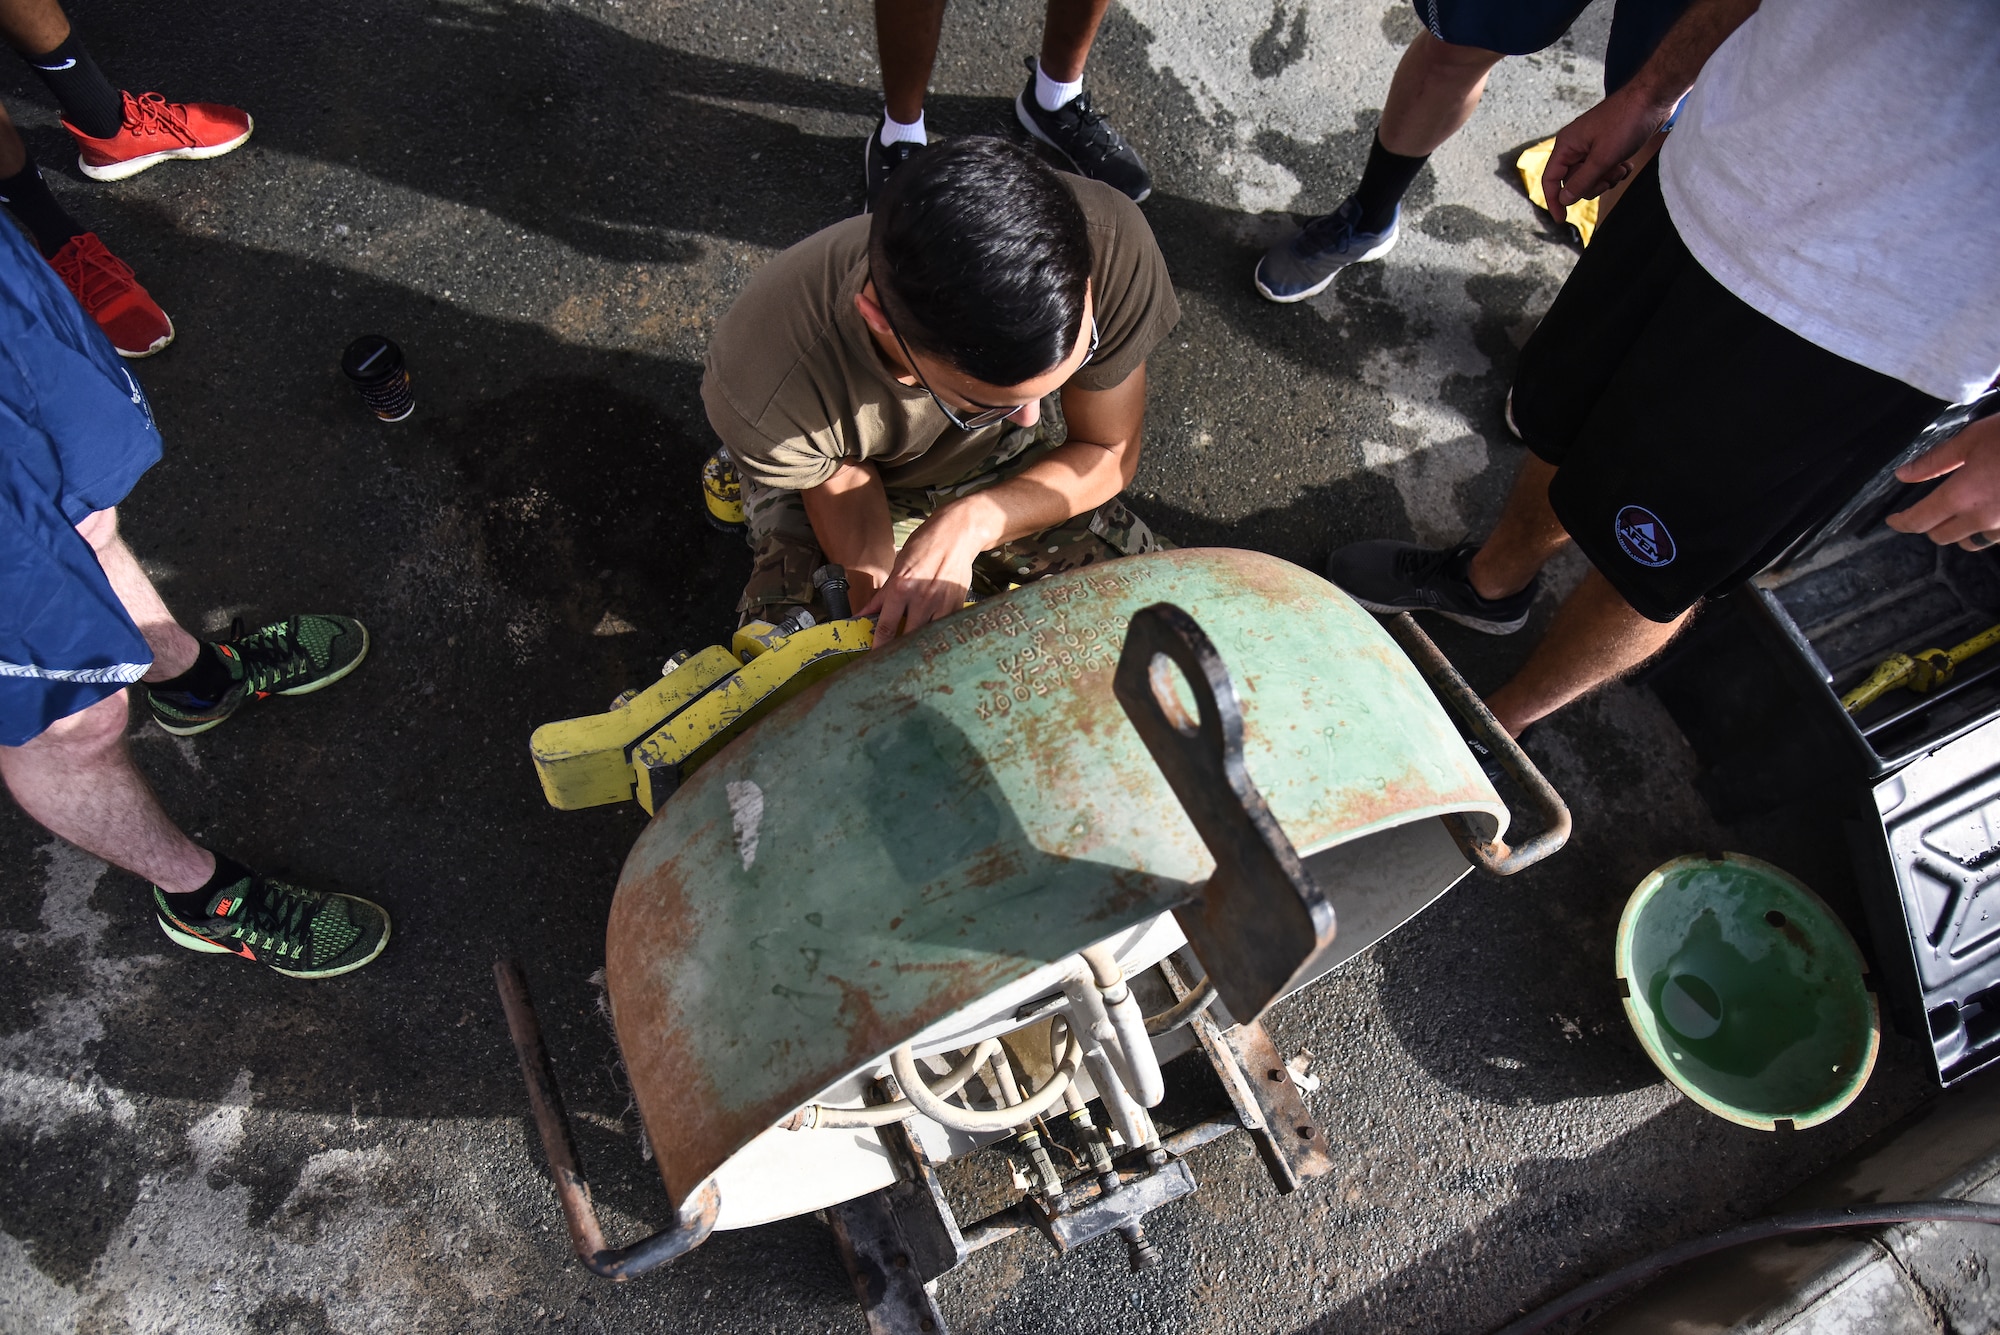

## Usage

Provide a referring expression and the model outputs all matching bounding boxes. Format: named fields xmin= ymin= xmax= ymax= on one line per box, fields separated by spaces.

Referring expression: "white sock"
xmin=1034 ymin=60 xmax=1083 ymax=112
xmin=879 ymin=110 xmax=927 ymax=148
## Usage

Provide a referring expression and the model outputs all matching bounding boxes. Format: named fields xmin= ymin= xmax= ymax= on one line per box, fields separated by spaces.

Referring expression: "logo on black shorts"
xmin=1614 ymin=506 xmax=1675 ymax=568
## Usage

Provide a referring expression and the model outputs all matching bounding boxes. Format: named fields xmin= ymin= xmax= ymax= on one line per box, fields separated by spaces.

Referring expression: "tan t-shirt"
xmin=702 ymin=177 xmax=1179 ymax=493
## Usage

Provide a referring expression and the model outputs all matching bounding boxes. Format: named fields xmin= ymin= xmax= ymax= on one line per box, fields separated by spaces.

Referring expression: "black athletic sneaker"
xmin=865 ymin=132 xmax=926 ymax=212
xmin=153 ymin=868 xmax=390 ymax=979
xmin=148 ymin=613 xmax=369 ymax=735
xmin=1325 ymin=539 xmax=1537 ymax=634
xmin=1013 ymin=57 xmax=1152 ymax=202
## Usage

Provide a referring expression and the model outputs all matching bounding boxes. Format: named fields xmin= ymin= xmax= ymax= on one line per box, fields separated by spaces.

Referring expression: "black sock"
xmin=149 ymin=642 xmax=235 ymax=706
xmin=26 ymin=31 xmax=125 ymax=140
xmin=0 ymin=160 xmax=84 ymax=255
xmin=1351 ymin=132 xmax=1427 ymax=233
xmin=159 ymin=852 xmax=253 ymax=914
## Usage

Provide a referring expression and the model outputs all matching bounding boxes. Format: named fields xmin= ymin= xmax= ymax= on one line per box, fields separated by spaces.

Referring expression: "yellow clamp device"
xmin=530 ymin=617 xmax=875 ymax=813
xmin=701 ymin=448 xmax=746 ymax=533
xmin=1840 ymin=622 xmax=2000 ymax=714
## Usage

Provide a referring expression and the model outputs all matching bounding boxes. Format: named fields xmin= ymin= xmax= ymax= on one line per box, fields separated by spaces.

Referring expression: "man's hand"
xmin=1539 ymin=0 xmax=1760 ymax=221
xmin=859 ymin=498 xmax=999 ymax=644
xmin=1540 ymin=85 xmax=1678 ymax=221
xmin=863 ymin=364 xmax=1150 ymax=647
xmin=1888 ymin=413 xmax=2000 ymax=550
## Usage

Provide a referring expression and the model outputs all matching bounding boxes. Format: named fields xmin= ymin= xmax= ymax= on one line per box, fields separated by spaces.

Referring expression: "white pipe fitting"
xmin=1076 ymin=945 xmax=1166 ymax=1109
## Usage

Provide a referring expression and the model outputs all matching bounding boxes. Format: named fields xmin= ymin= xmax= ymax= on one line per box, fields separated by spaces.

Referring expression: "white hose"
xmin=889 ymin=1024 xmax=1084 ymax=1134
xmin=1077 ymin=946 xmax=1166 ymax=1108
xmin=798 ymin=1038 xmax=1001 ymax=1129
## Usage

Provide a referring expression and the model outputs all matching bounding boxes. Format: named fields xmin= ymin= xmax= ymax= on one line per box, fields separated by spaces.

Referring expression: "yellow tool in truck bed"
xmin=1841 ymin=621 xmax=2000 ymax=714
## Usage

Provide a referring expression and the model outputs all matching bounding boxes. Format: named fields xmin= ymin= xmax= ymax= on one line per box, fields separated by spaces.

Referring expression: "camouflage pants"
xmin=736 ymin=425 xmax=1170 ymax=621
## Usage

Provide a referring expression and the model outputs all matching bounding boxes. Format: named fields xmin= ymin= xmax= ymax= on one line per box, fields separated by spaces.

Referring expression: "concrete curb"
xmin=1587 ymin=1067 xmax=2000 ymax=1332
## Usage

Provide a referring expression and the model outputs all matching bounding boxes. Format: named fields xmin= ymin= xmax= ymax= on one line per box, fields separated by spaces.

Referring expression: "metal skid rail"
xmin=494 ymin=959 xmax=718 ymax=1280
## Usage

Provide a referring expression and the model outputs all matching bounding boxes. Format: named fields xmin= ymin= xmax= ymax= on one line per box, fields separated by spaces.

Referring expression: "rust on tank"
xmin=605 ymin=861 xmax=739 ymax=1212
xmin=960 ymin=841 xmax=1027 ymax=888
xmin=1318 ymin=768 xmax=1473 ymax=833
xmin=823 ymin=974 xmax=899 ymax=1069
xmin=587 ymin=548 xmax=1501 ymax=1218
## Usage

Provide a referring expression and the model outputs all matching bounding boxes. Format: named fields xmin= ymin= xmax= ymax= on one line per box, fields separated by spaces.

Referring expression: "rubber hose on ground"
xmin=1495 ymin=1200 xmax=2000 ymax=1335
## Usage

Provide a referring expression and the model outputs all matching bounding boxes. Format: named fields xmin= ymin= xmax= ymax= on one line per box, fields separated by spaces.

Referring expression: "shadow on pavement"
xmin=7 ymin=0 xmax=1027 ymax=257
xmin=1290 ymin=1097 xmax=1848 ymax=1335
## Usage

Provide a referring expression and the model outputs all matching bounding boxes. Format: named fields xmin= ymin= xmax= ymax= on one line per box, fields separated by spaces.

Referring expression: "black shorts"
xmin=1509 ymin=161 xmax=1946 ymax=624
xmin=1413 ymin=0 xmax=1693 ymax=92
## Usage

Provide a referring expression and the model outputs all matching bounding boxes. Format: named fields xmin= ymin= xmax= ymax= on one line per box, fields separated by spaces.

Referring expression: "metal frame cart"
xmin=496 ymin=549 xmax=1568 ymax=1330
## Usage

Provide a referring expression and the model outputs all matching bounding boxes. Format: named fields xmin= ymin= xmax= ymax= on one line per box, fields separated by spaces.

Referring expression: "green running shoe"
xmin=153 ymin=866 xmax=390 ymax=979
xmin=149 ymin=613 xmax=369 ymax=736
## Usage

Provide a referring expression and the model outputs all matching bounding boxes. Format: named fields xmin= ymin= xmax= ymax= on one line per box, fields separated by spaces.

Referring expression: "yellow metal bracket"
xmin=634 ymin=619 xmax=874 ymax=813
xmin=530 ymin=646 xmax=741 ymax=810
xmin=528 ymin=619 xmax=876 ymax=814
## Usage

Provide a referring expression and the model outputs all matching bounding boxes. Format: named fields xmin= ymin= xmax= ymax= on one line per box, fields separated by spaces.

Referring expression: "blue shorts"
xmin=1412 ymin=0 xmax=1694 ymax=93
xmin=0 ymin=219 xmax=164 ymax=747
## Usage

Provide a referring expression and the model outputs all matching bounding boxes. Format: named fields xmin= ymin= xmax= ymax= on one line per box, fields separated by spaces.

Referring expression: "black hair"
xmin=870 ymin=136 xmax=1094 ymax=387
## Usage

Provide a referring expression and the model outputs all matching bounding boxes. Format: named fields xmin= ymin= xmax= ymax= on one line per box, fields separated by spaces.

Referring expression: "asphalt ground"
xmin=0 ymin=0 xmax=1947 ymax=1332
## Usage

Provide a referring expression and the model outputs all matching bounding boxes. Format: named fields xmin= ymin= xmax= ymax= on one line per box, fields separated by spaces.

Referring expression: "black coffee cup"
xmin=341 ymin=335 xmax=415 ymax=422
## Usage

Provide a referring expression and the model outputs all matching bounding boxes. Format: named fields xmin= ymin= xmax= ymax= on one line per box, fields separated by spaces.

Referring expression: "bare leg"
xmin=875 ymin=0 xmax=946 ymax=125
xmin=0 ymin=505 xmax=214 ymax=890
xmin=0 ymin=0 xmax=70 ymax=57
xmin=76 ymin=508 xmax=199 ymax=682
xmin=0 ymin=103 xmax=24 ymax=176
xmin=1466 ymin=454 xmax=1568 ymax=599
xmin=0 ymin=689 xmax=215 ymax=892
xmin=1378 ymin=30 xmax=1505 ymax=158
xmin=1039 ymin=0 xmax=1112 ymax=83
xmin=1484 ymin=569 xmax=1690 ymax=735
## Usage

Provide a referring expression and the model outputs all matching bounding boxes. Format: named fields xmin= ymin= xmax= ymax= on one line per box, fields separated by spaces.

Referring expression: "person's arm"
xmin=1888 ymin=412 xmax=2000 ymax=550
xmin=1540 ymin=0 xmax=1760 ymax=219
xmin=862 ymin=365 xmax=1148 ymax=644
xmin=800 ymin=461 xmax=899 ymax=609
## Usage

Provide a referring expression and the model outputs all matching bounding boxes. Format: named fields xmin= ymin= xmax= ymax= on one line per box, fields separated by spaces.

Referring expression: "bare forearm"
xmin=1628 ymin=0 xmax=1760 ymax=109
xmin=801 ymin=463 xmax=897 ymax=601
xmin=859 ymin=368 xmax=1148 ymax=643
xmin=1542 ymin=0 xmax=1758 ymax=211
xmin=939 ymin=439 xmax=1135 ymax=549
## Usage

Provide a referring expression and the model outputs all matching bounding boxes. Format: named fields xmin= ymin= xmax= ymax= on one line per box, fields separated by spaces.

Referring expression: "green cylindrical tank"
xmin=606 ymin=548 xmax=1504 ymax=1208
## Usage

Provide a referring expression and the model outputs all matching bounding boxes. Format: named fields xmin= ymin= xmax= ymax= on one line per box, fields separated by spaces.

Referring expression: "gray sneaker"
xmin=1254 ymin=197 xmax=1399 ymax=303
xmin=1326 ymin=539 xmax=1537 ymax=634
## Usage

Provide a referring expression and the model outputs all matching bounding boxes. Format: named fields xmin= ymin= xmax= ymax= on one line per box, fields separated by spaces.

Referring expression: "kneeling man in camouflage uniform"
xmin=702 ymin=135 xmax=1179 ymax=644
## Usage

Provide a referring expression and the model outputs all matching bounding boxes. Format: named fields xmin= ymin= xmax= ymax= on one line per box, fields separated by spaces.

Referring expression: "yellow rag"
xmin=1517 ymin=137 xmax=1599 ymax=247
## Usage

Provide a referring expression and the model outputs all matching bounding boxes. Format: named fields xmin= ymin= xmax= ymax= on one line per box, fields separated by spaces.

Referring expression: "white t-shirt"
xmin=1660 ymin=0 xmax=2000 ymax=404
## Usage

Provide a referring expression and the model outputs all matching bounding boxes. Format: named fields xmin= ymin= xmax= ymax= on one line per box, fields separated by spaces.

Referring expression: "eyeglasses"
xmin=885 ymin=308 xmax=1099 ymax=432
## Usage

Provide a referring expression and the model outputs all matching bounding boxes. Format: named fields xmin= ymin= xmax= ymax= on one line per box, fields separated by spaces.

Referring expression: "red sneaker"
xmin=49 ymin=233 xmax=174 ymax=358
xmin=66 ymin=91 xmax=253 ymax=183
